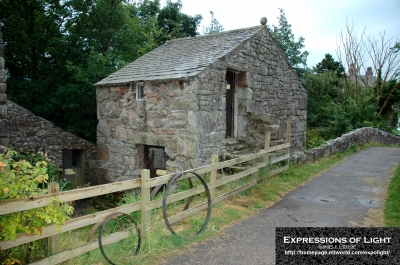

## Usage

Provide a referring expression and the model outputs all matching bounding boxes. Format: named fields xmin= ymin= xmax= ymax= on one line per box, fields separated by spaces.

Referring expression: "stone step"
xmin=225 ymin=137 xmax=247 ymax=152
xmin=250 ymin=113 xmax=274 ymax=124
xmin=222 ymin=151 xmax=256 ymax=161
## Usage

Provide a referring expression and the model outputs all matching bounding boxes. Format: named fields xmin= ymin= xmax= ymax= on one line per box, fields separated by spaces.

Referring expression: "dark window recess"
xmin=226 ymin=70 xmax=236 ymax=137
xmin=62 ymin=149 xmax=83 ymax=168
xmin=145 ymin=146 xmax=166 ymax=178
xmin=136 ymin=83 xmax=145 ymax=100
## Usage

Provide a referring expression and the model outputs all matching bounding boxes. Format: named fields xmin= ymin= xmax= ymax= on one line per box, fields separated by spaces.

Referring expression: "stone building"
xmin=95 ymin=19 xmax=307 ymax=183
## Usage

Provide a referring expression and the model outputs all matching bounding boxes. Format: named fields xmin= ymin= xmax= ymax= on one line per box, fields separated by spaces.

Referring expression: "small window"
xmin=136 ymin=82 xmax=145 ymax=100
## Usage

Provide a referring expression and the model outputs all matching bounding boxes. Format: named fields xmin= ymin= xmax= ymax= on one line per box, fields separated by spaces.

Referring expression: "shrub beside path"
xmin=156 ymin=147 xmax=400 ymax=265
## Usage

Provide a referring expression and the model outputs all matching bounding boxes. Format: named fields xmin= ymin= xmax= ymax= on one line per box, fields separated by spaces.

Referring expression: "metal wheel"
xmin=98 ymin=212 xmax=141 ymax=265
xmin=162 ymin=171 xmax=212 ymax=239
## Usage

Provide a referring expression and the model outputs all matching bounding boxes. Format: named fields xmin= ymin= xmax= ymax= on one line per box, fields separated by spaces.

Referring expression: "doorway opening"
xmin=62 ymin=149 xmax=84 ymax=189
xmin=226 ymin=70 xmax=236 ymax=137
xmin=145 ymin=145 xmax=167 ymax=178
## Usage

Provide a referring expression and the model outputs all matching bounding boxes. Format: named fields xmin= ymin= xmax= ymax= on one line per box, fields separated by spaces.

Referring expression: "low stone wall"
xmin=291 ymin=127 xmax=400 ymax=164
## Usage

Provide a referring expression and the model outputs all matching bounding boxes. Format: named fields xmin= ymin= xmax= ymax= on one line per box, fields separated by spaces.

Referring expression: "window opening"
xmin=136 ymin=82 xmax=145 ymax=100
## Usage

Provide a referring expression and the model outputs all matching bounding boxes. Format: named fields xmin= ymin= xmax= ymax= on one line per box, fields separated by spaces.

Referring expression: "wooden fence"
xmin=0 ymin=120 xmax=291 ymax=264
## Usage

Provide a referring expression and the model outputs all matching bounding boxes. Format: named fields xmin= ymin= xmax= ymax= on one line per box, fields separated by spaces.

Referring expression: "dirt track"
xmin=155 ymin=147 xmax=400 ymax=265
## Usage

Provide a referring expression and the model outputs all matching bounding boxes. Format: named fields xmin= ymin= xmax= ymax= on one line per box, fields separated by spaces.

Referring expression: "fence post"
xmin=141 ymin=169 xmax=151 ymax=232
xmin=265 ymin=131 xmax=271 ymax=165
xmin=252 ymin=157 xmax=258 ymax=181
xmin=48 ymin=182 xmax=60 ymax=256
xmin=286 ymin=118 xmax=291 ymax=166
xmin=210 ymin=155 xmax=218 ymax=200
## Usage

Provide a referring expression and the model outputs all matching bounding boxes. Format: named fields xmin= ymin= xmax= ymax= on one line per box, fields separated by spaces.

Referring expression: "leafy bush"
xmin=10 ymin=147 xmax=61 ymax=182
xmin=0 ymin=148 xmax=73 ymax=263
xmin=306 ymin=129 xmax=327 ymax=149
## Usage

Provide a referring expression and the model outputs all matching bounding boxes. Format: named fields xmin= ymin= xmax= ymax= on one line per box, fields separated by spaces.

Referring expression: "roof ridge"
xmin=166 ymin=25 xmax=264 ymax=42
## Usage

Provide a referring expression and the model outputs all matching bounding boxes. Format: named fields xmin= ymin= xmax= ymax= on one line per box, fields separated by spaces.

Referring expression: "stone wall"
xmin=0 ymin=22 xmax=9 ymax=147
xmin=291 ymin=127 xmax=400 ymax=164
xmin=97 ymin=80 xmax=199 ymax=182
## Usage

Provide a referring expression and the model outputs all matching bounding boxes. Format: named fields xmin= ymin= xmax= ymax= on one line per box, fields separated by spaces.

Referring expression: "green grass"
xmin=384 ymin=161 xmax=400 ymax=227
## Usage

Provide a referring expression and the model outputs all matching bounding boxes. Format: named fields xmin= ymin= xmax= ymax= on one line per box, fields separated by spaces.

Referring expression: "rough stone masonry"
xmin=96 ymin=22 xmax=307 ymax=183
xmin=0 ymin=22 xmax=9 ymax=147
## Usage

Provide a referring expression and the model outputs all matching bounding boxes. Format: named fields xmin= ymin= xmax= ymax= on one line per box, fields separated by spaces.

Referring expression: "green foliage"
xmin=268 ymin=8 xmax=309 ymax=77
xmin=202 ymin=11 xmax=224 ymax=35
xmin=157 ymin=0 xmax=202 ymax=41
xmin=118 ymin=193 xmax=142 ymax=222
xmin=314 ymin=54 xmax=345 ymax=78
xmin=305 ymin=54 xmax=398 ymax=147
xmin=374 ymin=76 xmax=400 ymax=120
xmin=305 ymin=71 xmax=343 ymax=129
xmin=9 ymin=147 xmax=61 ymax=183
xmin=328 ymin=96 xmax=379 ymax=136
xmin=0 ymin=148 xmax=73 ymax=262
xmin=385 ymin=161 xmax=400 ymax=227
xmin=306 ymin=129 xmax=326 ymax=149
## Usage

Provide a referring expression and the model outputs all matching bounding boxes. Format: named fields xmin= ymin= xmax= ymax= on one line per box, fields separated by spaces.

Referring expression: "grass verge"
xmin=384 ymin=161 xmax=400 ymax=227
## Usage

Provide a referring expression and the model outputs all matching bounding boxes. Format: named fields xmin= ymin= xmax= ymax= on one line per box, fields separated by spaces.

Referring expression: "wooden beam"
xmin=0 ymin=202 xmax=141 ymax=250
xmin=30 ymin=226 xmax=137 ymax=265
xmin=286 ymin=118 xmax=291 ymax=166
xmin=141 ymin=169 xmax=151 ymax=232
xmin=210 ymin=155 xmax=219 ymax=200
xmin=145 ymin=143 xmax=289 ymax=189
xmin=47 ymin=182 xmax=60 ymax=256
xmin=0 ymin=179 xmax=141 ymax=215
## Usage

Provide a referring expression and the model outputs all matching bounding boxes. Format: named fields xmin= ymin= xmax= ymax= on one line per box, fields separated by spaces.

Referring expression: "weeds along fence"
xmin=0 ymin=120 xmax=291 ymax=264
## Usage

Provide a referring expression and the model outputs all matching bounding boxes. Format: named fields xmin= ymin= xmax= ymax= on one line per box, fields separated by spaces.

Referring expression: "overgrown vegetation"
xmin=384 ymin=161 xmax=400 ymax=227
xmin=305 ymin=49 xmax=400 ymax=149
xmin=0 ymin=148 xmax=74 ymax=264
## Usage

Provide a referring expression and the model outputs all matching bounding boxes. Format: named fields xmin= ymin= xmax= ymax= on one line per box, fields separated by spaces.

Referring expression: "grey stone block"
xmin=0 ymin=83 xmax=6 ymax=93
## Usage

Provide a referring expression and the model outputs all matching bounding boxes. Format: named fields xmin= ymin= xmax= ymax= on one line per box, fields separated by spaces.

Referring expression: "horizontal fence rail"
xmin=0 ymin=119 xmax=292 ymax=264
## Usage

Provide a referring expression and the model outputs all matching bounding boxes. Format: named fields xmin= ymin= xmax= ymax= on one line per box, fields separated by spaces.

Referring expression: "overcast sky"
xmin=173 ymin=0 xmax=400 ymax=69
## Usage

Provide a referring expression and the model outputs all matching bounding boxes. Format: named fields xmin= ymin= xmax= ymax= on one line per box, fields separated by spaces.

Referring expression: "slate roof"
xmin=95 ymin=26 xmax=264 ymax=85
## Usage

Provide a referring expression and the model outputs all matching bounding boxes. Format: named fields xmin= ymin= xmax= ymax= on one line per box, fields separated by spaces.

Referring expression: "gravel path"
xmin=155 ymin=147 xmax=400 ymax=265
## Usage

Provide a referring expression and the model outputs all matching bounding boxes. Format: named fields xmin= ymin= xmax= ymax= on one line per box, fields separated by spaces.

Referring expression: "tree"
xmin=202 ymin=10 xmax=224 ymax=35
xmin=157 ymin=0 xmax=202 ymax=42
xmin=268 ymin=8 xmax=309 ymax=77
xmin=0 ymin=0 xmax=67 ymax=111
xmin=314 ymin=54 xmax=345 ymax=78
xmin=336 ymin=20 xmax=400 ymax=118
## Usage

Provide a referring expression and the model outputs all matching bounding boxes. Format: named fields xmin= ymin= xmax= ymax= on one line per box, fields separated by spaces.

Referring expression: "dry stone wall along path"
xmin=155 ymin=147 xmax=400 ymax=265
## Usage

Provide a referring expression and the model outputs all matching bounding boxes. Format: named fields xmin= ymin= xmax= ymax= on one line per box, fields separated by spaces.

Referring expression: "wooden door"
xmin=62 ymin=149 xmax=84 ymax=189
